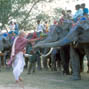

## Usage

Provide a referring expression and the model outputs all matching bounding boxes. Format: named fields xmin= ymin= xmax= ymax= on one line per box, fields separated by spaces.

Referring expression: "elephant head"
xmin=34 ymin=20 xmax=89 ymax=48
xmin=34 ymin=21 xmax=72 ymax=48
xmin=35 ymin=22 xmax=72 ymax=48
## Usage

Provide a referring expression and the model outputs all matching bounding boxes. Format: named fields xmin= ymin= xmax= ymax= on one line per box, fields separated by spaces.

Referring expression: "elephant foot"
xmin=51 ymin=68 xmax=57 ymax=71
xmin=54 ymin=68 xmax=57 ymax=71
xmin=87 ymin=67 xmax=89 ymax=73
xmin=37 ymin=67 xmax=42 ymax=71
xmin=63 ymin=70 xmax=70 ymax=75
xmin=87 ymin=70 xmax=89 ymax=73
xmin=80 ymin=68 xmax=83 ymax=73
xmin=70 ymin=76 xmax=81 ymax=81
xmin=27 ymin=72 xmax=31 ymax=75
xmin=44 ymin=67 xmax=48 ymax=71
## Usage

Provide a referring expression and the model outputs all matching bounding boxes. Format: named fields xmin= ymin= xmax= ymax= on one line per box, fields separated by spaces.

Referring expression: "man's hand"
xmin=28 ymin=37 xmax=42 ymax=43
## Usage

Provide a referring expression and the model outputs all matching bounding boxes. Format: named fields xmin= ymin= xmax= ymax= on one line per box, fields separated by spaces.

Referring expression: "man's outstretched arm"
xmin=28 ymin=37 xmax=42 ymax=43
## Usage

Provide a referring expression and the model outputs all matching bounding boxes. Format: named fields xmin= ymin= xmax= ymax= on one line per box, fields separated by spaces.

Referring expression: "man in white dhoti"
xmin=8 ymin=31 xmax=41 ymax=83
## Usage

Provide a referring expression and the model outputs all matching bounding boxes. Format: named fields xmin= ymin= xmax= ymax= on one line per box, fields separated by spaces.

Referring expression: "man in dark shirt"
xmin=27 ymin=48 xmax=37 ymax=74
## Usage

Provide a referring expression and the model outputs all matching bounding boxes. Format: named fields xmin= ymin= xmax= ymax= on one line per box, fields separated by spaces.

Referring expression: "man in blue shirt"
xmin=14 ymin=22 xmax=19 ymax=35
xmin=73 ymin=4 xmax=83 ymax=22
xmin=81 ymin=3 xmax=88 ymax=16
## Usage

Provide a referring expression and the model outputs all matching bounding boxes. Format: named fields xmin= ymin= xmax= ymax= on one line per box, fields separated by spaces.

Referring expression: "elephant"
xmin=34 ymin=20 xmax=89 ymax=80
xmin=34 ymin=20 xmax=73 ymax=74
xmin=0 ymin=33 xmax=11 ymax=70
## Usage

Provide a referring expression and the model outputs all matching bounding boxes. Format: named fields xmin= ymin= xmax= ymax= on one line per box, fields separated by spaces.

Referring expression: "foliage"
xmin=0 ymin=0 xmax=53 ymax=30
xmin=54 ymin=8 xmax=63 ymax=20
xmin=36 ymin=12 xmax=50 ymax=21
xmin=0 ymin=0 xmax=12 ymax=26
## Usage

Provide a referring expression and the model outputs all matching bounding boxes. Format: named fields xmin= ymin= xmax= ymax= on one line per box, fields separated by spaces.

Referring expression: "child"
xmin=27 ymin=48 xmax=37 ymax=74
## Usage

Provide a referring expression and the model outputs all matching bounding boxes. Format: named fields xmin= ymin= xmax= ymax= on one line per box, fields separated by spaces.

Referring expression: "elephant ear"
xmin=78 ymin=29 xmax=89 ymax=43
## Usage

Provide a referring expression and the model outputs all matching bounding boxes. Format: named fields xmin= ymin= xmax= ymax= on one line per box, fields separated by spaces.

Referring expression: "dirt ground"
xmin=0 ymin=66 xmax=89 ymax=89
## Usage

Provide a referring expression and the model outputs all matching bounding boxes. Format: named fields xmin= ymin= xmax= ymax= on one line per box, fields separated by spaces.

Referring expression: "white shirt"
xmin=73 ymin=9 xmax=83 ymax=19
xmin=9 ymin=24 xmax=15 ymax=31
xmin=37 ymin=24 xmax=44 ymax=32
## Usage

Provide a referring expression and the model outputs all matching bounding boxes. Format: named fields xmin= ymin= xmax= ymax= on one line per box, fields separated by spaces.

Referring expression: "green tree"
xmin=0 ymin=0 xmax=12 ymax=27
xmin=36 ymin=12 xmax=50 ymax=21
xmin=10 ymin=0 xmax=53 ymax=29
xmin=54 ymin=8 xmax=63 ymax=20
xmin=0 ymin=0 xmax=53 ymax=30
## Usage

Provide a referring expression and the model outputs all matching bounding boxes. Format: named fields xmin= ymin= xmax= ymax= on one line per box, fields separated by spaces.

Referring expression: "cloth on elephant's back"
xmin=80 ymin=20 xmax=89 ymax=30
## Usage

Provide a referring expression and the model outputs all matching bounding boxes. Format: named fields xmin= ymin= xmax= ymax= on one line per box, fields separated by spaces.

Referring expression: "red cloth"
xmin=32 ymin=32 xmax=37 ymax=39
xmin=54 ymin=21 xmax=57 ymax=24
xmin=60 ymin=17 xmax=64 ymax=24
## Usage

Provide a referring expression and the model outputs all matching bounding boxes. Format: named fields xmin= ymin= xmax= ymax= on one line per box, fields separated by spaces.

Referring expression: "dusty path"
xmin=0 ymin=69 xmax=89 ymax=89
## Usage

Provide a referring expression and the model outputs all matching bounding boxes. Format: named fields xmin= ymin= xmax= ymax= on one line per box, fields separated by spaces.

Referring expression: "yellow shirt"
xmin=45 ymin=24 xmax=49 ymax=32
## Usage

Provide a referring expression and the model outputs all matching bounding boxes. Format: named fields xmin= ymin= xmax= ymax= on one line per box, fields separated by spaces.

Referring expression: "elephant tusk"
xmin=24 ymin=54 xmax=32 ymax=57
xmin=42 ymin=48 xmax=54 ymax=57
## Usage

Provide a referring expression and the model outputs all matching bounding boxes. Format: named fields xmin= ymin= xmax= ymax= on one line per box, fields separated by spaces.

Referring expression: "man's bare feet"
xmin=16 ymin=79 xmax=24 ymax=89
xmin=16 ymin=80 xmax=19 ymax=83
xmin=19 ymin=77 xmax=23 ymax=82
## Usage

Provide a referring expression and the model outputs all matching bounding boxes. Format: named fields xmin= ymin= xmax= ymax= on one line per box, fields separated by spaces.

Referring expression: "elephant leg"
xmin=76 ymin=49 xmax=84 ymax=73
xmin=53 ymin=55 xmax=57 ymax=71
xmin=60 ymin=47 xmax=69 ymax=74
xmin=84 ymin=45 xmax=89 ymax=73
xmin=43 ymin=57 xmax=48 ymax=70
xmin=37 ymin=56 xmax=42 ymax=71
xmin=80 ymin=58 xmax=83 ymax=72
xmin=70 ymin=46 xmax=81 ymax=80
xmin=48 ymin=58 xmax=51 ymax=69
xmin=3 ymin=52 xmax=7 ymax=66
xmin=56 ymin=50 xmax=62 ymax=71
xmin=60 ymin=48 xmax=65 ymax=73
xmin=51 ymin=54 xmax=57 ymax=71
xmin=64 ymin=46 xmax=70 ymax=75
xmin=56 ymin=57 xmax=61 ymax=71
xmin=0 ymin=56 xmax=1 ymax=71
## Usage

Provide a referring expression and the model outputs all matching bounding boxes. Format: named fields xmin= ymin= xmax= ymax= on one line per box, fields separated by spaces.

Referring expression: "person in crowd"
xmin=9 ymin=21 xmax=15 ymax=31
xmin=73 ymin=4 xmax=83 ymax=22
xmin=37 ymin=20 xmax=44 ymax=33
xmin=27 ymin=48 xmax=37 ymax=74
xmin=67 ymin=10 xmax=73 ymax=19
xmin=44 ymin=21 xmax=49 ymax=33
xmin=49 ymin=20 xmax=57 ymax=32
xmin=59 ymin=10 xmax=69 ymax=24
xmin=81 ymin=3 xmax=89 ymax=17
xmin=7 ymin=31 xmax=41 ymax=84
xmin=14 ymin=22 xmax=19 ymax=35
xmin=61 ymin=10 xmax=68 ymax=20
xmin=11 ymin=32 xmax=16 ymax=45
